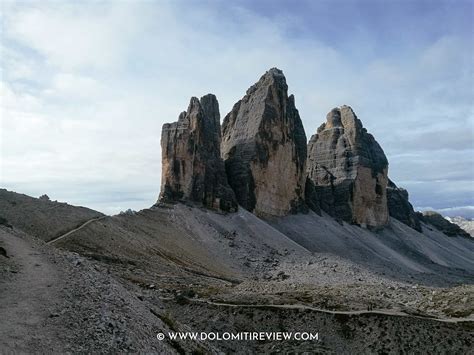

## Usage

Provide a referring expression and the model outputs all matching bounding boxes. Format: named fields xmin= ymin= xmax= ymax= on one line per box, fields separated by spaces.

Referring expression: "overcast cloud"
xmin=1 ymin=0 xmax=473 ymax=217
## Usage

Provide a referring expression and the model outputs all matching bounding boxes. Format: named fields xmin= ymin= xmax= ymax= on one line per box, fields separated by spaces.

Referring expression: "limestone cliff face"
xmin=387 ymin=179 xmax=422 ymax=232
xmin=159 ymin=94 xmax=237 ymax=212
xmin=221 ymin=68 xmax=307 ymax=217
xmin=307 ymin=106 xmax=389 ymax=227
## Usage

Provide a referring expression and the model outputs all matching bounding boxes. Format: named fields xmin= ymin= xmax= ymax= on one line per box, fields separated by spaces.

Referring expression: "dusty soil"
xmin=0 ymin=228 xmax=176 ymax=353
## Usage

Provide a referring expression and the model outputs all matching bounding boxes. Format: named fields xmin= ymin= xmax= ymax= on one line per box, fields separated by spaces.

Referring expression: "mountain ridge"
xmin=158 ymin=67 xmax=469 ymax=238
xmin=1 ymin=68 xmax=472 ymax=353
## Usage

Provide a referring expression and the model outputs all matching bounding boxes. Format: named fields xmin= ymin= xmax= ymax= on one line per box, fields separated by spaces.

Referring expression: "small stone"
xmin=72 ymin=259 xmax=82 ymax=267
xmin=276 ymin=271 xmax=290 ymax=280
xmin=0 ymin=247 xmax=9 ymax=258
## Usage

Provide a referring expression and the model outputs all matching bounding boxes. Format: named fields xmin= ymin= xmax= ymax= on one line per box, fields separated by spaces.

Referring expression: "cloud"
xmin=46 ymin=73 xmax=106 ymax=99
xmin=4 ymin=2 xmax=144 ymax=71
xmin=386 ymin=128 xmax=473 ymax=152
xmin=1 ymin=1 xmax=473 ymax=215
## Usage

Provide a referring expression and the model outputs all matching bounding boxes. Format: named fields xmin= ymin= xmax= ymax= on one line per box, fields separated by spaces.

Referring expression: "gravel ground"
xmin=0 ymin=227 xmax=176 ymax=353
xmin=1 ymin=191 xmax=473 ymax=353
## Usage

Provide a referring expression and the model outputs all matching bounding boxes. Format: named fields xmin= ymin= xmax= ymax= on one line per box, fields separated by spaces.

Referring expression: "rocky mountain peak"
xmin=157 ymin=70 xmax=432 ymax=233
xmin=159 ymin=95 xmax=237 ymax=212
xmin=200 ymin=94 xmax=221 ymax=137
xmin=307 ymin=106 xmax=389 ymax=227
xmin=243 ymin=67 xmax=287 ymax=98
xmin=222 ymin=68 xmax=307 ymax=217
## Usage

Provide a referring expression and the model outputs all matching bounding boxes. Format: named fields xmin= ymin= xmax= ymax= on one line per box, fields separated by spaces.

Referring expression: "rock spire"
xmin=306 ymin=106 xmax=389 ymax=228
xmin=221 ymin=68 xmax=307 ymax=216
xmin=159 ymin=94 xmax=237 ymax=212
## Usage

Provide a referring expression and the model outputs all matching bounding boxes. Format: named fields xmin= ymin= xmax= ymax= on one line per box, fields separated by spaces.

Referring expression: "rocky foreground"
xmin=1 ymin=189 xmax=473 ymax=353
xmin=1 ymin=68 xmax=473 ymax=353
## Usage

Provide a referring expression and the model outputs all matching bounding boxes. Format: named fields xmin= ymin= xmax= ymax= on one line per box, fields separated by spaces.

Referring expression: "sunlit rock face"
xmin=221 ymin=68 xmax=308 ymax=217
xmin=159 ymin=94 xmax=237 ymax=212
xmin=307 ymin=106 xmax=389 ymax=228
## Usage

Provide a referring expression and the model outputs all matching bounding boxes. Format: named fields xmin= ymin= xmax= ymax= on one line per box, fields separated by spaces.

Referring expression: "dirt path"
xmin=46 ymin=216 xmax=107 ymax=244
xmin=0 ymin=228 xmax=176 ymax=353
xmin=189 ymin=298 xmax=474 ymax=324
xmin=0 ymin=229 xmax=64 ymax=352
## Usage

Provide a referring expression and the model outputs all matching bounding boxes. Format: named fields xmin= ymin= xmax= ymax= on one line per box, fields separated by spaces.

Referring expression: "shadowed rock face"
xmin=221 ymin=68 xmax=307 ymax=217
xmin=307 ymin=106 xmax=389 ymax=228
xmin=387 ymin=179 xmax=422 ymax=232
xmin=420 ymin=211 xmax=471 ymax=238
xmin=159 ymin=94 xmax=237 ymax=212
xmin=304 ymin=177 xmax=322 ymax=215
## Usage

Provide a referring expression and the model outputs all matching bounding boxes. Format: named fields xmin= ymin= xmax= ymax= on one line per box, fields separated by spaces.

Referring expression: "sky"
xmin=1 ymin=0 xmax=473 ymax=217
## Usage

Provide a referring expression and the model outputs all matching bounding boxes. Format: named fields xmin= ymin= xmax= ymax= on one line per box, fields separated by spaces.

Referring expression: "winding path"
xmin=46 ymin=216 xmax=107 ymax=245
xmin=187 ymin=298 xmax=474 ymax=324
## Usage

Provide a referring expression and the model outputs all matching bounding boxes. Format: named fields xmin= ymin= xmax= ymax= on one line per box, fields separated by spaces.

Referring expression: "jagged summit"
xmin=221 ymin=67 xmax=307 ymax=217
xmin=267 ymin=67 xmax=284 ymax=74
xmin=159 ymin=94 xmax=237 ymax=212
xmin=158 ymin=69 xmax=439 ymax=234
xmin=307 ymin=106 xmax=389 ymax=228
xmin=244 ymin=67 xmax=286 ymax=94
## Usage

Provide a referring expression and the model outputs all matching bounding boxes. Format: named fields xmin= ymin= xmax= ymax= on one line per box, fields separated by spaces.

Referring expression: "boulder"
xmin=221 ymin=68 xmax=308 ymax=217
xmin=306 ymin=106 xmax=389 ymax=228
xmin=386 ymin=179 xmax=422 ymax=232
xmin=159 ymin=94 xmax=237 ymax=212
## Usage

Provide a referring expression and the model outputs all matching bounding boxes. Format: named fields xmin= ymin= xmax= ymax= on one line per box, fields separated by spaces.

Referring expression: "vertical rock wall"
xmin=157 ymin=69 xmax=426 ymax=233
xmin=307 ymin=106 xmax=389 ymax=227
xmin=221 ymin=68 xmax=307 ymax=217
xmin=387 ymin=179 xmax=422 ymax=232
xmin=159 ymin=95 xmax=237 ymax=212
